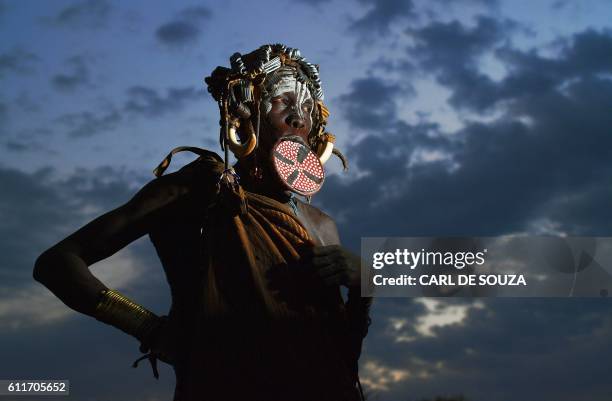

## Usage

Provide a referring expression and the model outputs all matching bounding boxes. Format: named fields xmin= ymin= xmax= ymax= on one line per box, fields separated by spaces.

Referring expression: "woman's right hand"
xmin=141 ymin=316 xmax=178 ymax=366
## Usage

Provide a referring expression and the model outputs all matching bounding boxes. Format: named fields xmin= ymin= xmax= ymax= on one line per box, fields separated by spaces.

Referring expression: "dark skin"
xmin=33 ymin=86 xmax=363 ymax=363
xmin=259 ymin=90 xmax=362 ymax=287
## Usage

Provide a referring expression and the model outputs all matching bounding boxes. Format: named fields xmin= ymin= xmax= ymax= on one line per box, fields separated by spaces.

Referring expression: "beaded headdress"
xmin=204 ymin=43 xmax=347 ymax=172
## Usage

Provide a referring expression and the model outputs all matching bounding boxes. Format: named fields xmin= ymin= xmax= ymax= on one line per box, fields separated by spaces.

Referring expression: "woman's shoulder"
xmin=176 ymin=149 xmax=225 ymax=179
xmin=296 ymin=200 xmax=340 ymax=245
xmin=143 ymin=148 xmax=225 ymax=216
xmin=297 ymin=200 xmax=334 ymax=222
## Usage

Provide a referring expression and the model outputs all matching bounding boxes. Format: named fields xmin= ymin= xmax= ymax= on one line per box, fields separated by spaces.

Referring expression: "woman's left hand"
xmin=307 ymin=245 xmax=362 ymax=289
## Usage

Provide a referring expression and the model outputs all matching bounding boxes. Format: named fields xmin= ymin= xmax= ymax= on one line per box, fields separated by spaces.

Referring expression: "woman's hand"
xmin=141 ymin=316 xmax=178 ymax=366
xmin=307 ymin=245 xmax=362 ymax=289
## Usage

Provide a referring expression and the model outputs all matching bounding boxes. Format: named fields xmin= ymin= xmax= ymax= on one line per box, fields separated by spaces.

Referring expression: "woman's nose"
xmin=286 ymin=114 xmax=305 ymax=129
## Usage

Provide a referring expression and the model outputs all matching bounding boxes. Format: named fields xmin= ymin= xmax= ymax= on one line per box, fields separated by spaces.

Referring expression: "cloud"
xmin=359 ymin=359 xmax=411 ymax=391
xmin=52 ymin=85 xmax=203 ymax=137
xmin=407 ymin=20 xmax=612 ymax=112
xmin=0 ymin=48 xmax=38 ymax=78
xmin=551 ymin=0 xmax=569 ymax=10
xmin=338 ymin=76 xmax=411 ymax=130
xmin=0 ymin=249 xmax=145 ymax=332
xmin=413 ymin=298 xmax=485 ymax=337
xmin=178 ymin=6 xmax=212 ymax=21
xmin=124 ymin=85 xmax=205 ymax=117
xmin=348 ymin=0 xmax=416 ymax=39
xmin=0 ymin=101 xmax=7 ymax=127
xmin=0 ymin=164 xmax=175 ymax=399
xmin=50 ymin=0 xmax=111 ymax=29
xmin=4 ymin=127 xmax=56 ymax=153
xmin=14 ymin=91 xmax=42 ymax=113
xmin=319 ymin=26 xmax=612 ymax=252
xmin=0 ymin=285 xmax=73 ymax=330
xmin=293 ymin=0 xmax=333 ymax=5
xmin=433 ymin=0 xmax=498 ymax=6
xmin=155 ymin=6 xmax=212 ymax=46
xmin=0 ymin=165 xmax=141 ymax=284
xmin=346 ymin=0 xmax=501 ymax=43
xmin=0 ymin=163 xmax=163 ymax=324
xmin=361 ymin=298 xmax=612 ymax=401
xmin=56 ymin=109 xmax=122 ymax=137
xmin=51 ymin=55 xmax=91 ymax=92
xmin=4 ymin=140 xmax=28 ymax=152
xmin=0 ymin=165 xmax=137 ymax=332
xmin=1 ymin=6 xmax=610 ymax=401
xmin=156 ymin=21 xmax=200 ymax=45
xmin=406 ymin=16 xmax=516 ymax=111
xmin=321 ymin=25 xmax=612 ymax=399
xmin=408 ymin=16 xmax=510 ymax=71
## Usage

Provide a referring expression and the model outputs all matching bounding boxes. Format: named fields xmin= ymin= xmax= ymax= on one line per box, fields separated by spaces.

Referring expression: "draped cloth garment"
xmin=149 ymin=152 xmax=363 ymax=401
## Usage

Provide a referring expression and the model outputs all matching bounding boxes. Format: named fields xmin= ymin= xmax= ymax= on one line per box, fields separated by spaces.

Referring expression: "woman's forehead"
xmin=266 ymin=75 xmax=313 ymax=100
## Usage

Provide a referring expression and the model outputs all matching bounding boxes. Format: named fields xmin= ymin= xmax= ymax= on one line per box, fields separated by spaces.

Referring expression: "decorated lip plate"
xmin=272 ymin=136 xmax=325 ymax=196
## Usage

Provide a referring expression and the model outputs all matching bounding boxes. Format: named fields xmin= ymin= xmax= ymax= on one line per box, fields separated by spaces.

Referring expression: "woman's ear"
xmin=227 ymin=101 xmax=255 ymax=143
xmin=237 ymin=118 xmax=256 ymax=143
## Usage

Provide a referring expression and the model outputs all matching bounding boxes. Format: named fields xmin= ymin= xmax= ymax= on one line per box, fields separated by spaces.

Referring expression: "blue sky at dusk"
xmin=1 ymin=1 xmax=612 ymax=400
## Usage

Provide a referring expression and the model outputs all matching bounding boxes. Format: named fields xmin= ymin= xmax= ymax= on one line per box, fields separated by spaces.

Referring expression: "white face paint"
xmin=262 ymin=68 xmax=313 ymax=117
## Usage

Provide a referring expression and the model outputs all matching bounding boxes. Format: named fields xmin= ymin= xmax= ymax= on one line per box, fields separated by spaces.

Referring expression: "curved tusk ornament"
xmin=227 ymin=126 xmax=257 ymax=158
xmin=317 ymin=140 xmax=334 ymax=164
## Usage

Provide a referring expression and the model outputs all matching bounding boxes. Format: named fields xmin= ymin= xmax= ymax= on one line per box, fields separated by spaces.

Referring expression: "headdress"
xmin=204 ymin=44 xmax=347 ymax=171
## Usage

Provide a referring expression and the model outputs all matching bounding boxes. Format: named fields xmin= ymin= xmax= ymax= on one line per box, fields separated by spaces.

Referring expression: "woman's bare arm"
xmin=33 ymin=161 xmax=212 ymax=317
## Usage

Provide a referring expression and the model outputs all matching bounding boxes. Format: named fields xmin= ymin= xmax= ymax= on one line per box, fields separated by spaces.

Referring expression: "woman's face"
xmin=262 ymin=75 xmax=314 ymax=146
xmin=250 ymin=72 xmax=318 ymax=194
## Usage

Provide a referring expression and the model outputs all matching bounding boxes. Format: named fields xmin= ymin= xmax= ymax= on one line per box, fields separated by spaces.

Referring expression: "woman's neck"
xmin=234 ymin=160 xmax=292 ymax=203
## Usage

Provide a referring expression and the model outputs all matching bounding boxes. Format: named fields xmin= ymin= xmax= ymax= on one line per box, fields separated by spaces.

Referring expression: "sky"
xmin=1 ymin=0 xmax=612 ymax=400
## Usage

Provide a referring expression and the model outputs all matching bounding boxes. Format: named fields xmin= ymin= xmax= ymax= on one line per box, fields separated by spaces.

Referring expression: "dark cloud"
xmin=347 ymin=0 xmax=500 ymax=42
xmin=560 ymin=29 xmax=612 ymax=73
xmin=293 ymin=0 xmax=333 ymax=5
xmin=0 ymin=101 xmax=7 ymax=123
xmin=1 ymin=5 xmax=610 ymax=401
xmin=318 ymin=26 xmax=612 ymax=254
xmin=406 ymin=16 xmax=515 ymax=112
xmin=408 ymin=16 xmax=510 ymax=71
xmin=407 ymin=20 xmax=612 ymax=113
xmin=0 ymin=165 xmax=140 ymax=287
xmin=0 ymin=48 xmax=38 ymax=78
xmin=482 ymin=29 xmax=612 ymax=110
xmin=364 ymin=298 xmax=612 ymax=401
xmin=349 ymin=0 xmax=416 ymax=38
xmin=0 ymin=100 xmax=9 ymax=136
xmin=178 ymin=6 xmax=212 ymax=21
xmin=56 ymin=109 xmax=122 ymax=137
xmin=52 ymin=85 xmax=203 ymax=137
xmin=0 ymin=164 xmax=174 ymax=399
xmin=433 ymin=0 xmax=498 ymax=6
xmin=4 ymin=133 xmax=54 ymax=153
xmin=17 ymin=127 xmax=54 ymax=138
xmin=551 ymin=0 xmax=569 ymax=10
xmin=156 ymin=21 xmax=200 ymax=45
xmin=51 ymin=0 xmax=111 ymax=29
xmin=4 ymin=140 xmax=29 ymax=152
xmin=14 ymin=92 xmax=42 ymax=113
xmin=338 ymin=76 xmax=409 ymax=130
xmin=0 ymin=167 xmax=76 ymax=287
xmin=155 ymin=6 xmax=212 ymax=46
xmin=51 ymin=55 xmax=91 ymax=92
xmin=124 ymin=86 xmax=204 ymax=117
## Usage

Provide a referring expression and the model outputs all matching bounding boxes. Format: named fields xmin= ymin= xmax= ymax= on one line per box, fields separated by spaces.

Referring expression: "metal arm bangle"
xmin=93 ymin=289 xmax=162 ymax=344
